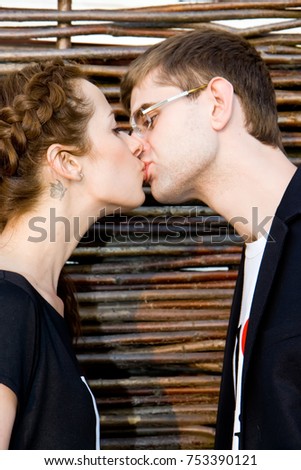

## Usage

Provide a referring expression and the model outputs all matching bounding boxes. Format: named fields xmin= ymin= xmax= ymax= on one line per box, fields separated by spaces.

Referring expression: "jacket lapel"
xmin=215 ymin=252 xmax=245 ymax=448
xmin=243 ymin=165 xmax=301 ymax=379
xmin=242 ymin=216 xmax=288 ymax=382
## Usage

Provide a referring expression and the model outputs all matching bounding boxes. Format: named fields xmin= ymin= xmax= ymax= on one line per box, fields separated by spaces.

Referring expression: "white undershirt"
xmin=232 ymin=234 xmax=267 ymax=450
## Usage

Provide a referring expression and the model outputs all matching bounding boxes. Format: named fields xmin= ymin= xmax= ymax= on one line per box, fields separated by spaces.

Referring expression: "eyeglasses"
xmin=130 ymin=84 xmax=208 ymax=138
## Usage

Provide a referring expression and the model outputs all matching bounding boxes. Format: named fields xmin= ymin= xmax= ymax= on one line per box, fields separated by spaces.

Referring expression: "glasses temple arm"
xmin=141 ymin=90 xmax=189 ymax=115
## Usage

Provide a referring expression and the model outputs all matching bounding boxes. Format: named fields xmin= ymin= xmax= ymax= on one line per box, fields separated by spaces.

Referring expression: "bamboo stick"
xmin=70 ymin=259 xmax=237 ymax=275
xmin=82 ymin=320 xmax=229 ymax=335
xmin=130 ymin=2 xmax=301 ymax=13
xmin=97 ymin=397 xmax=218 ymax=408
xmin=276 ymin=91 xmax=301 ymax=105
xmin=282 ymin=134 xmax=301 ymax=147
xmin=81 ymin=319 xmax=229 ymax=335
xmin=241 ymin=18 xmax=301 ymax=38
xmin=100 ymin=432 xmax=215 ymax=450
xmin=89 ymin=375 xmax=221 ymax=390
xmin=81 ymin=300 xmax=233 ymax=309
xmin=278 ymin=112 xmax=301 ymax=127
xmin=79 ymin=308 xmax=231 ymax=322
xmin=97 ymin=388 xmax=219 ymax=399
xmin=251 ymin=35 xmax=301 ymax=47
xmin=0 ymin=24 xmax=176 ymax=40
xmin=0 ymin=9 xmax=300 ymax=23
xmin=101 ymin=409 xmax=217 ymax=427
xmin=57 ymin=0 xmax=72 ymax=50
xmin=67 ymin=268 xmax=238 ymax=283
xmin=270 ymin=70 xmax=301 ymax=87
xmin=0 ymin=63 xmax=128 ymax=77
xmin=73 ymin=244 xmax=242 ymax=259
xmin=100 ymin=425 xmax=215 ymax=438
xmin=76 ymin=332 xmax=227 ymax=349
xmin=77 ymin=351 xmax=224 ymax=366
xmin=102 ymin=403 xmax=217 ymax=417
xmin=0 ymin=46 xmax=146 ymax=62
xmin=75 ymin=282 xmax=235 ymax=293
xmin=76 ymin=287 xmax=234 ymax=303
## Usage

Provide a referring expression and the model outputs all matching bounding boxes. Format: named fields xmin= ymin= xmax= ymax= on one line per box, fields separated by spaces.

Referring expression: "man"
xmin=120 ymin=28 xmax=301 ymax=449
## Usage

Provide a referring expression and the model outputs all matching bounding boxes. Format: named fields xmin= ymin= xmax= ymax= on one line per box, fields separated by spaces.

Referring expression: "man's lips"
xmin=143 ymin=162 xmax=153 ymax=183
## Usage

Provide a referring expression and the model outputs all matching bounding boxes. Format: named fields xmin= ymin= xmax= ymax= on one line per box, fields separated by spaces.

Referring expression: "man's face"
xmin=130 ymin=72 xmax=218 ymax=204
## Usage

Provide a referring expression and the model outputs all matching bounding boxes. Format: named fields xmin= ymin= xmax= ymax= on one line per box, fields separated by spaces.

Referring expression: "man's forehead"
xmin=131 ymin=72 xmax=160 ymax=106
xmin=130 ymin=73 xmax=179 ymax=114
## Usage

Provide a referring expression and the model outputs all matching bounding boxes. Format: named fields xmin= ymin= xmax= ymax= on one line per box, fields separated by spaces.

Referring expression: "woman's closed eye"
xmin=113 ymin=126 xmax=132 ymax=136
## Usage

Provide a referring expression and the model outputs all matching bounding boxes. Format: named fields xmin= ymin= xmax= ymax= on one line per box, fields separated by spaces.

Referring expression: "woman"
xmin=0 ymin=60 xmax=145 ymax=449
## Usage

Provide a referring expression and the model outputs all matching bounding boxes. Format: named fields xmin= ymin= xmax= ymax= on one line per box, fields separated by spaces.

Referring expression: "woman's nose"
xmin=127 ymin=133 xmax=148 ymax=158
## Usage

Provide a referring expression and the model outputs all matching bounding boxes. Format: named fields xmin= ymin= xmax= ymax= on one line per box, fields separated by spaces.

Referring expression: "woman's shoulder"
xmin=0 ymin=270 xmax=40 ymax=316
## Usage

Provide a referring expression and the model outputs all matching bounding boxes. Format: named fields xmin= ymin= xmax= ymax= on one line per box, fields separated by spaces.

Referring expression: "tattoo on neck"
xmin=50 ymin=179 xmax=67 ymax=201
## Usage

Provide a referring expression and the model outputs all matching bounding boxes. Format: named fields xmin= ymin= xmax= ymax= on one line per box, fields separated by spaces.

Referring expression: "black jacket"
xmin=215 ymin=165 xmax=301 ymax=449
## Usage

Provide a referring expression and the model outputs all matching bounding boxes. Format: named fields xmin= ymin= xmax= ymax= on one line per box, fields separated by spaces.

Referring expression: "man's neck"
xmin=197 ymin=142 xmax=296 ymax=242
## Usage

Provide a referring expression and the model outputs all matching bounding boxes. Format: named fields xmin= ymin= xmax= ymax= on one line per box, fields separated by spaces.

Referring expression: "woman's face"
xmin=80 ymin=79 xmax=146 ymax=215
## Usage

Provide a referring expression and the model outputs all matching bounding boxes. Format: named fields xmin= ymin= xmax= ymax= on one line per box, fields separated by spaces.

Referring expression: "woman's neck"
xmin=0 ymin=201 xmax=95 ymax=314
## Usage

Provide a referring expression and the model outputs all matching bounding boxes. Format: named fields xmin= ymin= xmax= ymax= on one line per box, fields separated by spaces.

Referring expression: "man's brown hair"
xmin=121 ymin=28 xmax=283 ymax=149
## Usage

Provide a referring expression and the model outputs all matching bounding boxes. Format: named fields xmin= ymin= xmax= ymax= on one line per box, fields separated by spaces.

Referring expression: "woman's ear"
xmin=207 ymin=77 xmax=234 ymax=131
xmin=46 ymin=144 xmax=83 ymax=182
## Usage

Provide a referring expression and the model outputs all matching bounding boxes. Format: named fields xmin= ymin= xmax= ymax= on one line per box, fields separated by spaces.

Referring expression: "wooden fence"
xmin=1 ymin=0 xmax=301 ymax=449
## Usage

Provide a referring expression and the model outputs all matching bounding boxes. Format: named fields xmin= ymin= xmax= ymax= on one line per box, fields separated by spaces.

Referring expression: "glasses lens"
xmin=131 ymin=108 xmax=152 ymax=136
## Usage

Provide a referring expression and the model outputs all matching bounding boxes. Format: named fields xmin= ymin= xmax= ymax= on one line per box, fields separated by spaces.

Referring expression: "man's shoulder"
xmin=276 ymin=166 xmax=301 ymax=222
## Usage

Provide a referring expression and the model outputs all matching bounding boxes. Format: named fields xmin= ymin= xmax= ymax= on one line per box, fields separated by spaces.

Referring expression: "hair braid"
xmin=0 ymin=59 xmax=93 ymax=224
xmin=0 ymin=105 xmax=27 ymax=177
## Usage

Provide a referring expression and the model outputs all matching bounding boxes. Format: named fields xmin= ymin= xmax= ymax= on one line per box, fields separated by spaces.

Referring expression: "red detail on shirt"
xmin=241 ymin=319 xmax=249 ymax=355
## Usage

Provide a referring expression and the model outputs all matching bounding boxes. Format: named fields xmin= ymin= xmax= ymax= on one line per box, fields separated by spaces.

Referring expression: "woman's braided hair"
xmin=0 ymin=59 xmax=93 ymax=232
xmin=0 ymin=59 xmax=94 ymax=338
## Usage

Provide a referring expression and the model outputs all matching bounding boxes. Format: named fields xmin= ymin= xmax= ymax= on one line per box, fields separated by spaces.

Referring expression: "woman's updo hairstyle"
xmin=0 ymin=59 xmax=94 ymax=338
xmin=0 ymin=59 xmax=93 ymax=233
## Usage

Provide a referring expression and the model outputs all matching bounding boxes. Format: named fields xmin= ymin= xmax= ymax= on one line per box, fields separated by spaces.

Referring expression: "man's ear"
xmin=207 ymin=77 xmax=234 ymax=131
xmin=46 ymin=144 xmax=83 ymax=182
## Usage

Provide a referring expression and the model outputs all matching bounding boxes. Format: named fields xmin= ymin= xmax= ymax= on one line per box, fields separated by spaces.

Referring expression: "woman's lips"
xmin=143 ymin=162 xmax=152 ymax=183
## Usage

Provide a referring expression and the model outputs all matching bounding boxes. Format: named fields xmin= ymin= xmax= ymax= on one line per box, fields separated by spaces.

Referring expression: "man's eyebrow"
xmin=131 ymin=103 xmax=155 ymax=114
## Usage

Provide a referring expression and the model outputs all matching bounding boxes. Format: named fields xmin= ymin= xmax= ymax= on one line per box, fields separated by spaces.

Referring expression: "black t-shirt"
xmin=0 ymin=270 xmax=99 ymax=450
